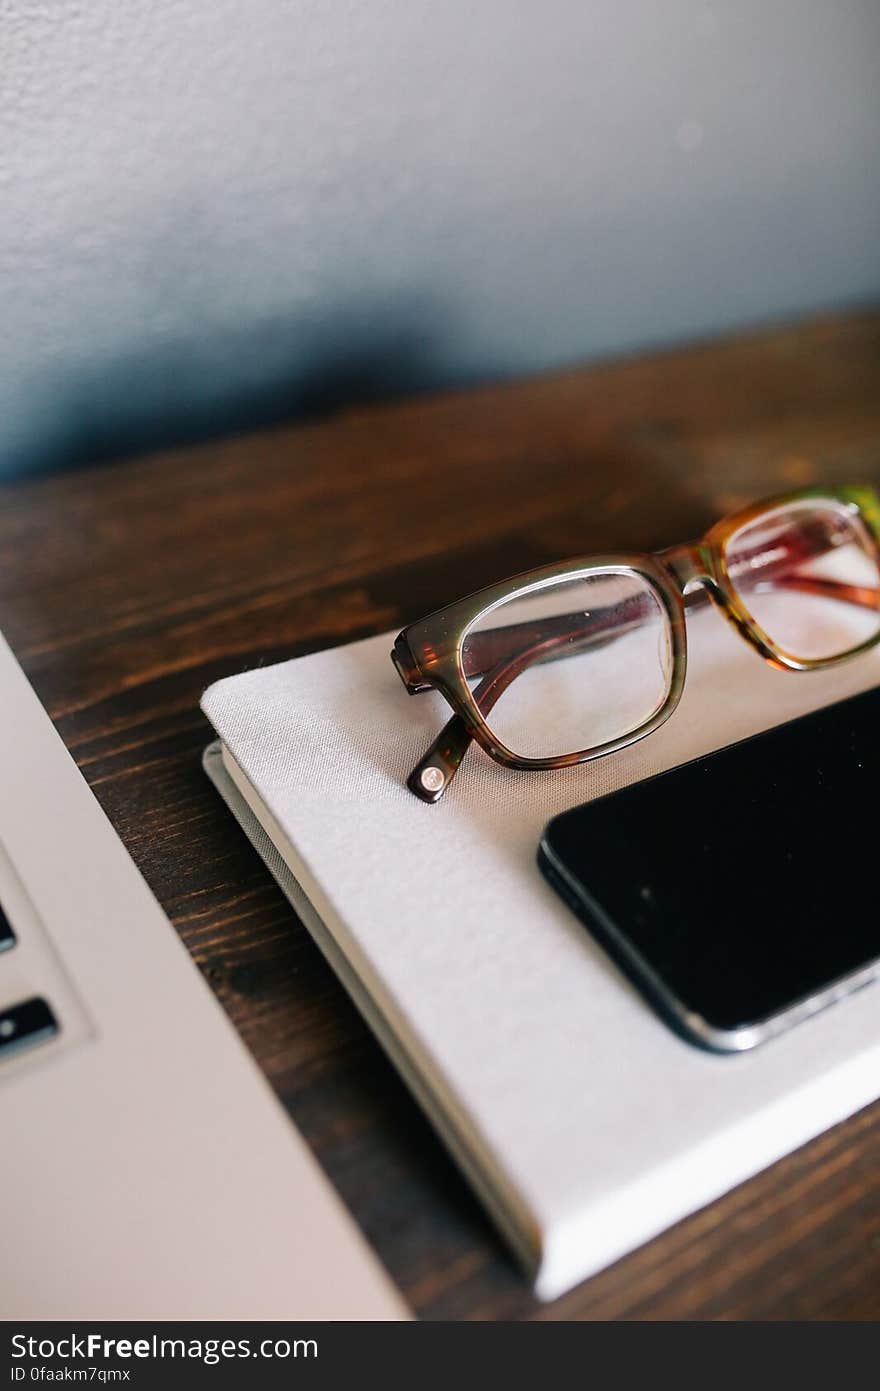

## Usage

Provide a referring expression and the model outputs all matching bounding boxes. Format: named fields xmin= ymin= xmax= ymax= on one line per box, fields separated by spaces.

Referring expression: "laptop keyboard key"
xmin=0 ymin=997 xmax=58 ymax=1059
xmin=0 ymin=904 xmax=14 ymax=953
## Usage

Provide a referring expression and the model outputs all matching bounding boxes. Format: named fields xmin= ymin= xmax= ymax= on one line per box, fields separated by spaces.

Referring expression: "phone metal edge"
xmin=537 ymin=835 xmax=880 ymax=1055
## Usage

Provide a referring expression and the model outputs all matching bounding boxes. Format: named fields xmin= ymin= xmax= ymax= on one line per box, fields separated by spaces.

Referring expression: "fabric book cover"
xmin=201 ymin=609 xmax=880 ymax=1299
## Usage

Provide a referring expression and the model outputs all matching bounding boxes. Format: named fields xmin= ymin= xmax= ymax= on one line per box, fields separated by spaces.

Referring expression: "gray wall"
xmin=2 ymin=0 xmax=879 ymax=477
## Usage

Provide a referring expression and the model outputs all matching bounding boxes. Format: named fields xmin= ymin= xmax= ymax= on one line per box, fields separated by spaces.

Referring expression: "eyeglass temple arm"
xmin=452 ymin=571 xmax=876 ymax=690
xmin=406 ymin=523 xmax=880 ymax=803
xmin=449 ymin=517 xmax=878 ymax=687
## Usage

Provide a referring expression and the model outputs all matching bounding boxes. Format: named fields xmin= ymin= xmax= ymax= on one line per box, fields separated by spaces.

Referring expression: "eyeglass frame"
xmin=391 ymin=484 xmax=880 ymax=802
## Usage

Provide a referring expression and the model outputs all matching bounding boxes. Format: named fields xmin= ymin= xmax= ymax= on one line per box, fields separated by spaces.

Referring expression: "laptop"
xmin=0 ymin=632 xmax=407 ymax=1319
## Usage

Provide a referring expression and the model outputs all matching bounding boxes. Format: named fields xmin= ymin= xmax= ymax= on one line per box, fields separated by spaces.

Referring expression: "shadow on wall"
xmin=9 ymin=295 xmax=455 ymax=478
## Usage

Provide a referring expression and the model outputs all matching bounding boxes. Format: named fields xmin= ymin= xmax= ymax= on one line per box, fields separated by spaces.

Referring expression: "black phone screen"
xmin=539 ymin=684 xmax=880 ymax=1047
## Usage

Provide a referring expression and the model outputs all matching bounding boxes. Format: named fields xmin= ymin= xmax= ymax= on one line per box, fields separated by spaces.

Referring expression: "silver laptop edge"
xmin=0 ymin=632 xmax=407 ymax=1320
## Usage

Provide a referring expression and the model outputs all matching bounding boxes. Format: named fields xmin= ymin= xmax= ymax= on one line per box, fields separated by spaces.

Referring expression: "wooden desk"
xmin=2 ymin=311 xmax=879 ymax=1320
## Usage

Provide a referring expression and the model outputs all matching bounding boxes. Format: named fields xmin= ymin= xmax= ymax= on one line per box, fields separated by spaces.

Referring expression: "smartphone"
xmin=538 ymin=685 xmax=880 ymax=1053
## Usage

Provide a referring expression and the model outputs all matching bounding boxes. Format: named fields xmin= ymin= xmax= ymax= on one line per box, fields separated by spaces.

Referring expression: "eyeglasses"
xmin=391 ymin=485 xmax=880 ymax=803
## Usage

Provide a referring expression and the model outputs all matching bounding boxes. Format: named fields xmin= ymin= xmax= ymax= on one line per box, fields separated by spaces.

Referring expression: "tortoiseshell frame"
xmin=392 ymin=484 xmax=880 ymax=802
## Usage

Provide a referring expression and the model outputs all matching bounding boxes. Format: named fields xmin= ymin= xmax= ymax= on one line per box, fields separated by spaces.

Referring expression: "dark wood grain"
xmin=2 ymin=309 xmax=880 ymax=1320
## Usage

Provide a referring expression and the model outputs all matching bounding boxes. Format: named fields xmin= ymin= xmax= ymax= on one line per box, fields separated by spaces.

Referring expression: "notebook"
xmin=201 ymin=602 xmax=880 ymax=1300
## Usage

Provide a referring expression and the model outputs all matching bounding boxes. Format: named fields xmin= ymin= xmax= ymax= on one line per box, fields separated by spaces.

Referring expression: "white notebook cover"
xmin=201 ymin=607 xmax=880 ymax=1300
